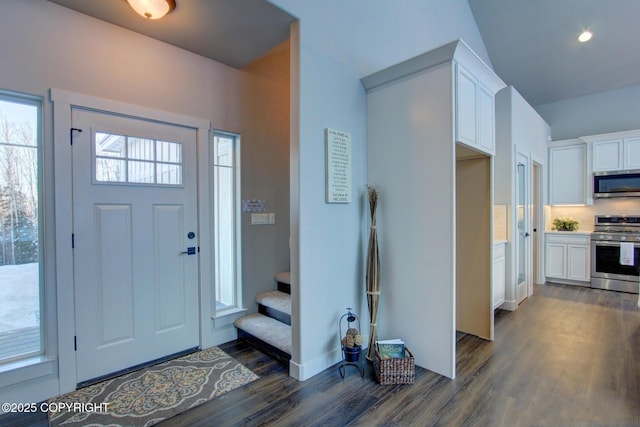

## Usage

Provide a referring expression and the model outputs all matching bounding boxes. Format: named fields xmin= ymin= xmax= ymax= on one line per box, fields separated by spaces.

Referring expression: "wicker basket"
xmin=373 ymin=347 xmax=415 ymax=385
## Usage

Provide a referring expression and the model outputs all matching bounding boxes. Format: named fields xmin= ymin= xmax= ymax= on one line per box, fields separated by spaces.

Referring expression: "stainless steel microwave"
xmin=593 ymin=169 xmax=640 ymax=198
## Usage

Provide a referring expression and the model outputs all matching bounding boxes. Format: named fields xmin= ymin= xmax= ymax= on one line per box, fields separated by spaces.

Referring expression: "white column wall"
xmin=367 ymin=65 xmax=456 ymax=378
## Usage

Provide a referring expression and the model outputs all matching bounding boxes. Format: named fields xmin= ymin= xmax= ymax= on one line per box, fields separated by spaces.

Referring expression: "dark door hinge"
xmin=70 ymin=127 xmax=82 ymax=145
xmin=72 ymin=233 xmax=75 ymax=249
xmin=74 ymin=336 xmax=77 ymax=351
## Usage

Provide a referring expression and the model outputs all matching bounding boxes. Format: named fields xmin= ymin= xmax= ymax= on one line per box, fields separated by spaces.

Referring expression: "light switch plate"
xmin=251 ymin=213 xmax=269 ymax=225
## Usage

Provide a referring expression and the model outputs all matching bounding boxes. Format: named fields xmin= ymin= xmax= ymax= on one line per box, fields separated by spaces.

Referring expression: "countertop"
xmin=544 ymin=230 xmax=592 ymax=235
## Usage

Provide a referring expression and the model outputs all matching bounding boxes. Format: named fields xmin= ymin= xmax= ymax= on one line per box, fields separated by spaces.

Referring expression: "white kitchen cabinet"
xmin=478 ymin=84 xmax=495 ymax=154
xmin=593 ymin=139 xmax=623 ymax=172
xmin=456 ymin=64 xmax=495 ymax=156
xmin=567 ymin=244 xmax=590 ymax=281
xmin=493 ymin=242 xmax=506 ymax=309
xmin=624 ymin=137 xmax=640 ymax=169
xmin=545 ymin=233 xmax=590 ymax=284
xmin=456 ymin=66 xmax=477 ymax=147
xmin=548 ymin=141 xmax=589 ymax=205
xmin=587 ymin=131 xmax=640 ymax=172
xmin=545 ymin=242 xmax=566 ymax=278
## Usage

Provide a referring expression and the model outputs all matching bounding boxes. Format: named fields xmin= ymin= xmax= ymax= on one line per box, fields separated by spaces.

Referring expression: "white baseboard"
xmin=288 ymin=359 xmax=303 ymax=380
xmin=500 ymin=299 xmax=518 ymax=311
xmin=289 ymin=347 xmax=342 ymax=381
xmin=0 ymin=375 xmax=59 ymax=412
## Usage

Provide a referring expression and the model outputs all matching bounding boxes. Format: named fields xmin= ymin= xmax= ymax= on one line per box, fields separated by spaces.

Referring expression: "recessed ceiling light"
xmin=578 ymin=31 xmax=593 ymax=43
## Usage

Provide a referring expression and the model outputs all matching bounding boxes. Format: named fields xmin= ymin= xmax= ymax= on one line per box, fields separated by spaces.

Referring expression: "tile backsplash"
xmin=494 ymin=204 xmax=508 ymax=241
xmin=548 ymin=198 xmax=640 ymax=232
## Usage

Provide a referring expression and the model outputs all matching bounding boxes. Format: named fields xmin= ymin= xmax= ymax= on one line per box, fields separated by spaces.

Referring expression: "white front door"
xmin=72 ymin=108 xmax=199 ymax=384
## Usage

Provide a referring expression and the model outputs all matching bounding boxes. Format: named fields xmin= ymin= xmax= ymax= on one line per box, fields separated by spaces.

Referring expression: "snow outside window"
xmin=0 ymin=93 xmax=43 ymax=362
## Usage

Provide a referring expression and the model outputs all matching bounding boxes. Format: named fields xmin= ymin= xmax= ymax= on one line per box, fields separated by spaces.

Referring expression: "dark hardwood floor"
xmin=2 ymin=283 xmax=639 ymax=426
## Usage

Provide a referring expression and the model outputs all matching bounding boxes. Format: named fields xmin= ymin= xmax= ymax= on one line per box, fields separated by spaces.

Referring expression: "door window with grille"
xmin=94 ymin=132 xmax=183 ymax=186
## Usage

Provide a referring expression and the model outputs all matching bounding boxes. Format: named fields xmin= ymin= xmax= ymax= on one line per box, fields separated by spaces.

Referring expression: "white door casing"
xmin=72 ymin=108 xmax=199 ymax=383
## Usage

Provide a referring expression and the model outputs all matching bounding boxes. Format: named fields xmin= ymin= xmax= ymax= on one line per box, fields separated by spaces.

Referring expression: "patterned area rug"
xmin=48 ymin=347 xmax=259 ymax=427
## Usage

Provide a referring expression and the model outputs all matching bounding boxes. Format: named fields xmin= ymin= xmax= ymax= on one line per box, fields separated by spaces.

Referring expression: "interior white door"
xmin=72 ymin=108 xmax=199 ymax=384
xmin=516 ymin=153 xmax=531 ymax=304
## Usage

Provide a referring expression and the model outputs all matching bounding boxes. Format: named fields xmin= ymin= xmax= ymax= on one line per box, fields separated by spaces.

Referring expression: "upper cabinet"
xmin=626 ymin=137 xmax=640 ymax=169
xmin=548 ymin=129 xmax=640 ymax=206
xmin=362 ymin=39 xmax=504 ymax=158
xmin=455 ymin=64 xmax=498 ymax=155
xmin=477 ymin=85 xmax=495 ymax=154
xmin=456 ymin=66 xmax=477 ymax=147
xmin=548 ymin=139 xmax=590 ymax=205
xmin=592 ymin=138 xmax=623 ymax=171
xmin=584 ymin=130 xmax=640 ymax=172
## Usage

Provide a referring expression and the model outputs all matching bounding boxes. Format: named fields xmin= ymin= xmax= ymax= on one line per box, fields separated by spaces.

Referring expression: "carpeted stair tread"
xmin=275 ymin=271 xmax=291 ymax=294
xmin=234 ymin=313 xmax=292 ymax=355
xmin=275 ymin=271 xmax=290 ymax=285
xmin=256 ymin=291 xmax=291 ymax=315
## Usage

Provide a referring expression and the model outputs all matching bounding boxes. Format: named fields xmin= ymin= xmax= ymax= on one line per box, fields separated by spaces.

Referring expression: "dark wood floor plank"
xmin=1 ymin=283 xmax=638 ymax=427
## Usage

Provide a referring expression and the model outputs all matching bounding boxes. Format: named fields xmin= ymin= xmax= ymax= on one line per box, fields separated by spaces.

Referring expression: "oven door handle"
xmin=592 ymin=241 xmax=640 ymax=247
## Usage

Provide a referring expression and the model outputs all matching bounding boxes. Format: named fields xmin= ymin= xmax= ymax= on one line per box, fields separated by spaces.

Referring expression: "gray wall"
xmin=239 ymin=42 xmax=291 ymax=310
xmin=535 ymin=83 xmax=640 ymax=140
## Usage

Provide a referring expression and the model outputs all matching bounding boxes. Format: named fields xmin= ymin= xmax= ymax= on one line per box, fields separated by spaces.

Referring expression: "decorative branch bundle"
xmin=365 ymin=185 xmax=381 ymax=361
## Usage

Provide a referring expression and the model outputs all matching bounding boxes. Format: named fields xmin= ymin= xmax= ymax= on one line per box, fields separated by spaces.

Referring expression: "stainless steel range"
xmin=591 ymin=215 xmax=640 ymax=294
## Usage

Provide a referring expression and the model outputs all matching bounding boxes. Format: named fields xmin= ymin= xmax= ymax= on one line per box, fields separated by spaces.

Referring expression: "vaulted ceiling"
xmin=468 ymin=0 xmax=640 ymax=106
xmin=47 ymin=0 xmax=640 ymax=107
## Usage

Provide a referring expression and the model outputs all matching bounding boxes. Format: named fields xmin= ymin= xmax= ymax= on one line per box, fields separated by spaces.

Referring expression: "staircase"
xmin=234 ymin=272 xmax=292 ymax=365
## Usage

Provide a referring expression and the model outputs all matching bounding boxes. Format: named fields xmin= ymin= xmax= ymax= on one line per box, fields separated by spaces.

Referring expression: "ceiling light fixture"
xmin=578 ymin=31 xmax=593 ymax=43
xmin=126 ymin=0 xmax=176 ymax=20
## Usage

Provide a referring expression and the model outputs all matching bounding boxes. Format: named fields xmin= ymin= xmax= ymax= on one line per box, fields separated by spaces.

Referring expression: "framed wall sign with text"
xmin=325 ymin=128 xmax=352 ymax=203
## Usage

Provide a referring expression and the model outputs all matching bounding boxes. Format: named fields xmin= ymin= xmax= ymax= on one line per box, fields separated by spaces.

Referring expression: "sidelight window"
xmin=213 ymin=131 xmax=241 ymax=312
xmin=0 ymin=92 xmax=42 ymax=362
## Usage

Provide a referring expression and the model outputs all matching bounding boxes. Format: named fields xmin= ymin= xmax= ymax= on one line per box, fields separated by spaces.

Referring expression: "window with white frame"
xmin=0 ymin=92 xmax=43 ymax=362
xmin=213 ymin=131 xmax=240 ymax=311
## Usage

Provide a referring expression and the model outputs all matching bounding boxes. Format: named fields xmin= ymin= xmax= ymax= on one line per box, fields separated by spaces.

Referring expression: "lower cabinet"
xmin=493 ymin=242 xmax=506 ymax=309
xmin=545 ymin=233 xmax=590 ymax=284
